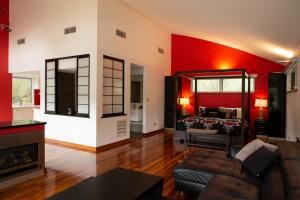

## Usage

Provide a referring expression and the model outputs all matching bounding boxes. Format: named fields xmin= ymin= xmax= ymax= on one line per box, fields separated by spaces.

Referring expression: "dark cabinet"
xmin=268 ymin=73 xmax=286 ymax=138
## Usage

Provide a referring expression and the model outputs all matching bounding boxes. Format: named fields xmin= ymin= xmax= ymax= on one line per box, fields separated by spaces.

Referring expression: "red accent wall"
xmin=172 ymin=34 xmax=285 ymax=125
xmin=0 ymin=0 xmax=12 ymax=121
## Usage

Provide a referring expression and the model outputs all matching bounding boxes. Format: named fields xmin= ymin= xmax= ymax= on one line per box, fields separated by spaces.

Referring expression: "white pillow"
xmin=235 ymin=139 xmax=278 ymax=161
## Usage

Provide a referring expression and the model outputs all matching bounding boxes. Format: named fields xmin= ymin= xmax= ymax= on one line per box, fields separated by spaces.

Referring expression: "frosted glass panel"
xmin=78 ymin=77 xmax=89 ymax=85
xmin=78 ymin=86 xmax=89 ymax=95
xmin=104 ymin=58 xmax=113 ymax=68
xmin=113 ymin=88 xmax=122 ymax=95
xmin=113 ymin=79 xmax=123 ymax=87
xmin=47 ymin=62 xmax=55 ymax=70
xmin=113 ymin=70 xmax=123 ymax=78
xmin=59 ymin=58 xmax=77 ymax=70
xmin=103 ymin=87 xmax=112 ymax=95
xmin=103 ymin=105 xmax=112 ymax=114
xmin=47 ymin=95 xmax=55 ymax=103
xmin=47 ymin=70 xmax=55 ymax=78
xmin=113 ymin=105 xmax=123 ymax=113
xmin=78 ymin=58 xmax=89 ymax=67
xmin=78 ymin=67 xmax=89 ymax=76
xmin=78 ymin=96 xmax=88 ymax=104
xmin=47 ymin=79 xmax=55 ymax=87
xmin=47 ymin=103 xmax=55 ymax=111
xmin=113 ymin=61 xmax=123 ymax=70
xmin=47 ymin=87 xmax=55 ymax=94
xmin=103 ymin=68 xmax=112 ymax=77
xmin=103 ymin=78 xmax=113 ymax=86
xmin=78 ymin=105 xmax=89 ymax=114
xmin=113 ymin=96 xmax=123 ymax=104
xmin=103 ymin=96 xmax=112 ymax=104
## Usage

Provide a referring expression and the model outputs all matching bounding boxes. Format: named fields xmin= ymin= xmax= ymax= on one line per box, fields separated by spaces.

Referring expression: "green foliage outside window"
xmin=12 ymin=78 xmax=32 ymax=106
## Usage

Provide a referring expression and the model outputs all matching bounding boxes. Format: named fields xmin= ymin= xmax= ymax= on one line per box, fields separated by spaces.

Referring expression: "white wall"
xmin=97 ymin=0 xmax=171 ymax=146
xmin=286 ymin=47 xmax=300 ymax=141
xmin=9 ymin=0 xmax=99 ymax=147
xmin=9 ymin=0 xmax=171 ymax=147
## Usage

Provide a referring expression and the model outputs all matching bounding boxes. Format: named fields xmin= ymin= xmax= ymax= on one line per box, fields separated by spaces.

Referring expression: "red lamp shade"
xmin=255 ymin=99 xmax=268 ymax=108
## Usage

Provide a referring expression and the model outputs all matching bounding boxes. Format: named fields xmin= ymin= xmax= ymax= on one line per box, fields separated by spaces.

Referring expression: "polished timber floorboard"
xmin=0 ymin=131 xmax=208 ymax=200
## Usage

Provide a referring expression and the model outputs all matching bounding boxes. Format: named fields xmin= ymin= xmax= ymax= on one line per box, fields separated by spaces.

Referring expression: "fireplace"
xmin=0 ymin=143 xmax=39 ymax=178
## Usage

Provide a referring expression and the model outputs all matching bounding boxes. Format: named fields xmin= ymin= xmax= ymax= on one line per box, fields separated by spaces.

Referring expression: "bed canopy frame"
xmin=174 ymin=69 xmax=251 ymax=145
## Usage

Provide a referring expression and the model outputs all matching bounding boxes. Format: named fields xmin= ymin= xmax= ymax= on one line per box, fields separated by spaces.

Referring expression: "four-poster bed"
xmin=174 ymin=69 xmax=251 ymax=151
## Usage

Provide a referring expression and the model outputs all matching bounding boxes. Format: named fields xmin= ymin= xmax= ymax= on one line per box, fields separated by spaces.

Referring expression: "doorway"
xmin=130 ymin=64 xmax=145 ymax=138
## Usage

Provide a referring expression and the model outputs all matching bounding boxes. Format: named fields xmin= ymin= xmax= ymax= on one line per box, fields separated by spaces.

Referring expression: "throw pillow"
xmin=242 ymin=146 xmax=279 ymax=177
xmin=235 ymin=139 xmax=278 ymax=161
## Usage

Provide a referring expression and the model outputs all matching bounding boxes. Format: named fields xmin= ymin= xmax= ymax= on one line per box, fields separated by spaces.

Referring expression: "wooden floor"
xmin=0 ymin=131 xmax=203 ymax=200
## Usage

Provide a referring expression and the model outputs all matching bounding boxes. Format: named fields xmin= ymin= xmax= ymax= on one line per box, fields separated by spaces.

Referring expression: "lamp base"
xmin=258 ymin=108 xmax=264 ymax=120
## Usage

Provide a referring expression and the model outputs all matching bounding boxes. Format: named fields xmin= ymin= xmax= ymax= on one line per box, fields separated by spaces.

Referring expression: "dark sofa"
xmin=173 ymin=142 xmax=300 ymax=200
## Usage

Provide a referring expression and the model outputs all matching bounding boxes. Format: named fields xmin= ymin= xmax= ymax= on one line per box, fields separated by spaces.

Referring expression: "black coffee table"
xmin=47 ymin=168 xmax=164 ymax=200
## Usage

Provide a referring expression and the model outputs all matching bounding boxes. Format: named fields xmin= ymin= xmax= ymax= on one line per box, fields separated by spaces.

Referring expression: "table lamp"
xmin=255 ymin=98 xmax=268 ymax=120
xmin=179 ymin=97 xmax=190 ymax=116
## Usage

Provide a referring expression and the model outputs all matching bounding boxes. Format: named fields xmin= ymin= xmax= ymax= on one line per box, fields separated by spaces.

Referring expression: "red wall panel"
xmin=171 ymin=34 xmax=285 ymax=125
xmin=0 ymin=0 xmax=12 ymax=121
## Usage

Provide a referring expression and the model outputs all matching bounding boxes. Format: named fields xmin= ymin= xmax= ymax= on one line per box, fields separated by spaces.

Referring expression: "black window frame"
xmin=102 ymin=55 xmax=125 ymax=118
xmin=45 ymin=54 xmax=90 ymax=118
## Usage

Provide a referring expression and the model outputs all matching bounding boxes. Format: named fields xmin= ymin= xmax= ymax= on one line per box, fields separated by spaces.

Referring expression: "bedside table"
xmin=254 ymin=119 xmax=268 ymax=137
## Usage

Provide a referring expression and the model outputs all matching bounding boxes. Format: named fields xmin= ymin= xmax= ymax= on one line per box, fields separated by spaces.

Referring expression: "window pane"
xmin=47 ymin=103 xmax=55 ymax=111
xmin=103 ymin=96 xmax=112 ymax=104
xmin=223 ymin=78 xmax=255 ymax=92
xmin=113 ymin=88 xmax=123 ymax=95
xmin=113 ymin=70 xmax=123 ymax=79
xmin=78 ymin=77 xmax=89 ymax=85
xmin=103 ymin=105 xmax=112 ymax=114
xmin=113 ymin=96 xmax=123 ymax=104
xmin=104 ymin=68 xmax=113 ymax=77
xmin=192 ymin=79 xmax=220 ymax=92
xmin=47 ymin=70 xmax=55 ymax=78
xmin=103 ymin=58 xmax=113 ymax=68
xmin=113 ymin=105 xmax=123 ymax=113
xmin=47 ymin=62 xmax=55 ymax=70
xmin=78 ymin=105 xmax=89 ymax=114
xmin=78 ymin=86 xmax=89 ymax=95
xmin=78 ymin=58 xmax=89 ymax=67
xmin=103 ymin=78 xmax=113 ymax=86
xmin=113 ymin=61 xmax=123 ymax=70
xmin=113 ymin=79 xmax=123 ymax=87
xmin=47 ymin=79 xmax=55 ymax=87
xmin=47 ymin=95 xmax=55 ymax=103
xmin=103 ymin=87 xmax=113 ymax=95
xmin=78 ymin=67 xmax=89 ymax=76
xmin=78 ymin=96 xmax=88 ymax=104
xmin=223 ymin=78 xmax=242 ymax=92
xmin=12 ymin=78 xmax=32 ymax=106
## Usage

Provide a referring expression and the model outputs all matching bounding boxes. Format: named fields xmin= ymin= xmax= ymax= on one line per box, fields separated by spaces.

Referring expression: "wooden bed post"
xmin=248 ymin=75 xmax=251 ymax=138
xmin=173 ymin=75 xmax=178 ymax=130
xmin=195 ymin=78 xmax=198 ymax=115
xmin=241 ymin=70 xmax=246 ymax=145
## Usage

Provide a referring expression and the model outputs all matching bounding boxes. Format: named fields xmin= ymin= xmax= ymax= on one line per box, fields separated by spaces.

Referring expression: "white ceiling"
xmin=121 ymin=0 xmax=300 ymax=62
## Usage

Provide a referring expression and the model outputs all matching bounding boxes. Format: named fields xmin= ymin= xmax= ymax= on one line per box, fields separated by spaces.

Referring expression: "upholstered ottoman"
xmin=197 ymin=174 xmax=260 ymax=200
xmin=173 ymin=149 xmax=252 ymax=195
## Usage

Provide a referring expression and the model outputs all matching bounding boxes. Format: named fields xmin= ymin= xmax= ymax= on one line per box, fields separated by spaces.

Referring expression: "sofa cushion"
xmin=173 ymin=149 xmax=253 ymax=187
xmin=280 ymin=159 xmax=300 ymax=200
xmin=261 ymin=165 xmax=285 ymax=200
xmin=242 ymin=146 xmax=278 ymax=177
xmin=278 ymin=142 xmax=300 ymax=160
xmin=197 ymin=174 xmax=260 ymax=200
xmin=236 ymin=139 xmax=277 ymax=162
